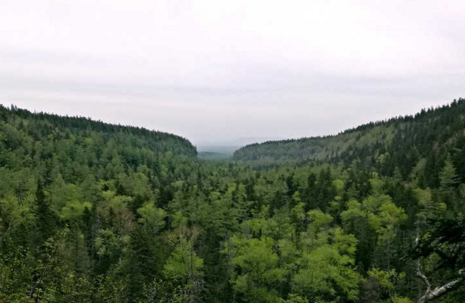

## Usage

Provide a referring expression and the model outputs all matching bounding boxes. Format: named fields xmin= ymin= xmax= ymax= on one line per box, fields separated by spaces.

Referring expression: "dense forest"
xmin=234 ymin=100 xmax=465 ymax=172
xmin=0 ymin=101 xmax=464 ymax=303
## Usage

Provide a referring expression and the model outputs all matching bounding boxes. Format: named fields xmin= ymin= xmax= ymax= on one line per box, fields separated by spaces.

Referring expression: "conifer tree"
xmin=34 ymin=182 xmax=57 ymax=250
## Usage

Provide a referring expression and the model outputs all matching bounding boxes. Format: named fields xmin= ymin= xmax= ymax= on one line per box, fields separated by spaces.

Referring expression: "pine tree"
xmin=124 ymin=226 xmax=159 ymax=302
xmin=34 ymin=182 xmax=57 ymax=250
xmin=439 ymin=156 xmax=459 ymax=191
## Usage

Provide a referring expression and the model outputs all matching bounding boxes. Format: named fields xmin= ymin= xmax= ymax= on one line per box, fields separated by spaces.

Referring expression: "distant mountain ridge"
xmin=197 ymin=136 xmax=282 ymax=150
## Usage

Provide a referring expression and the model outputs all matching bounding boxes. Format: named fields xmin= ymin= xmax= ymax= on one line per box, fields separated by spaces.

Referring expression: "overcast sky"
xmin=1 ymin=0 xmax=465 ymax=145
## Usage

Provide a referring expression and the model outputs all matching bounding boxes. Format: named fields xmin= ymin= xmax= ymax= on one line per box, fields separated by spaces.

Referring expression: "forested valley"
xmin=1 ymin=100 xmax=465 ymax=303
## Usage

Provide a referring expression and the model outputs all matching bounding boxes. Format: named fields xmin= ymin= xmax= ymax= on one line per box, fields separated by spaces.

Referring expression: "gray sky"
xmin=1 ymin=0 xmax=465 ymax=146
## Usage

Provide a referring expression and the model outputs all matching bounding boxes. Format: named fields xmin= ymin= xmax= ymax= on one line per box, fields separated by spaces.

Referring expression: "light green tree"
xmin=227 ymin=235 xmax=288 ymax=303
xmin=164 ymin=238 xmax=203 ymax=285
xmin=137 ymin=202 xmax=167 ymax=234
xmin=293 ymin=215 xmax=362 ymax=303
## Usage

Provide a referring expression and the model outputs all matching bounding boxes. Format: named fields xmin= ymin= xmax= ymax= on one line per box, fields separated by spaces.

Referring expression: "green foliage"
xmin=228 ymin=236 xmax=287 ymax=303
xmin=365 ymin=268 xmax=412 ymax=303
xmin=1 ymin=101 xmax=465 ymax=302
xmin=307 ymin=209 xmax=333 ymax=234
xmin=137 ymin=202 xmax=167 ymax=234
xmin=440 ymin=156 xmax=459 ymax=190
xmin=164 ymin=238 xmax=203 ymax=283
xmin=293 ymin=227 xmax=362 ymax=302
xmin=60 ymin=199 xmax=92 ymax=221
xmin=342 ymin=195 xmax=407 ymax=243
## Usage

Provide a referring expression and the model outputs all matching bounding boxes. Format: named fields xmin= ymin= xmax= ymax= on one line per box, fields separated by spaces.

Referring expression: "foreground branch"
xmin=416 ymin=259 xmax=431 ymax=295
xmin=414 ymin=236 xmax=465 ymax=303
xmin=415 ymin=236 xmax=464 ymax=302
xmin=416 ymin=270 xmax=464 ymax=303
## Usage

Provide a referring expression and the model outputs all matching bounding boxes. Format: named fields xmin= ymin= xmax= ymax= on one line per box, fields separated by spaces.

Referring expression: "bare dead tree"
xmin=415 ymin=237 xmax=465 ymax=303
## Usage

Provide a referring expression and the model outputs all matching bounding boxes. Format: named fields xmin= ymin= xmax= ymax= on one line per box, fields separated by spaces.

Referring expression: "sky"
xmin=1 ymin=0 xmax=465 ymax=146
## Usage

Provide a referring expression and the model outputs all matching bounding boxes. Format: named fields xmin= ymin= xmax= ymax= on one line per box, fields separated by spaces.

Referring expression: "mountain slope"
xmin=0 ymin=104 xmax=197 ymax=159
xmin=233 ymin=98 xmax=465 ymax=180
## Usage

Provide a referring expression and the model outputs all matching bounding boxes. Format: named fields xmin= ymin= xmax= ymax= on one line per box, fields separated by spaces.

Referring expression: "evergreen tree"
xmin=34 ymin=182 xmax=57 ymax=250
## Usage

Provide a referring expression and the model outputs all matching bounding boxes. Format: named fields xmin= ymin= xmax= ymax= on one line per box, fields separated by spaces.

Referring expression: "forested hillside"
xmin=1 ymin=102 xmax=464 ymax=303
xmin=234 ymin=99 xmax=465 ymax=179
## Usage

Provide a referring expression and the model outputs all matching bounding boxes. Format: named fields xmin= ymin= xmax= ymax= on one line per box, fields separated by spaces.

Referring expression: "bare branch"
xmin=417 ymin=272 xmax=464 ymax=303
xmin=416 ymin=259 xmax=431 ymax=294
xmin=414 ymin=237 xmax=465 ymax=303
